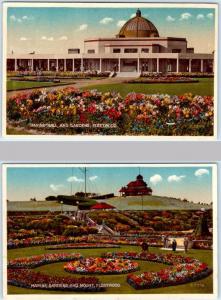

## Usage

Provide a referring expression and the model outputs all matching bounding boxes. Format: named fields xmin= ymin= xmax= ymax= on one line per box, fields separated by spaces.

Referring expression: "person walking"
xmin=172 ymin=239 xmax=177 ymax=252
xmin=141 ymin=240 xmax=149 ymax=252
xmin=184 ymin=237 xmax=189 ymax=253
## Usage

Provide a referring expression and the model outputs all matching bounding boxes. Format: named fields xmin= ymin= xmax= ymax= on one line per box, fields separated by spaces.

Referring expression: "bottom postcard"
xmin=2 ymin=163 xmax=218 ymax=299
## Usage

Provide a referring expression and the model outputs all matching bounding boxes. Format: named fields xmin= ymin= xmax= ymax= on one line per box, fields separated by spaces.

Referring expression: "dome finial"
xmin=136 ymin=9 xmax=141 ymax=17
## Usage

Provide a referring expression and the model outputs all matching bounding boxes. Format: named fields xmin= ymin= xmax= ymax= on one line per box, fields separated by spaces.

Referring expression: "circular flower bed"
xmin=8 ymin=269 xmax=103 ymax=292
xmin=102 ymin=252 xmax=212 ymax=289
xmin=8 ymin=252 xmax=104 ymax=292
xmin=46 ymin=243 xmax=120 ymax=250
xmin=64 ymin=257 xmax=139 ymax=275
xmin=7 ymin=88 xmax=214 ymax=136
xmin=8 ymin=253 xmax=82 ymax=269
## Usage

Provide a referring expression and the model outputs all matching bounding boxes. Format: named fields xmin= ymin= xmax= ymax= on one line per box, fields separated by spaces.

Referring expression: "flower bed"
xmin=7 ymin=235 xmax=163 ymax=249
xmin=125 ymin=77 xmax=199 ymax=84
xmin=192 ymin=240 xmax=213 ymax=250
xmin=64 ymin=257 xmax=139 ymax=275
xmin=7 ymin=71 xmax=110 ymax=78
xmin=7 ymin=235 xmax=75 ymax=249
xmin=102 ymin=252 xmax=212 ymax=289
xmin=7 ymin=88 xmax=214 ymax=136
xmin=8 ymin=269 xmax=103 ymax=292
xmin=8 ymin=253 xmax=82 ymax=269
xmin=141 ymin=72 xmax=214 ymax=78
xmin=8 ymin=229 xmax=37 ymax=239
xmin=46 ymin=243 xmax=120 ymax=250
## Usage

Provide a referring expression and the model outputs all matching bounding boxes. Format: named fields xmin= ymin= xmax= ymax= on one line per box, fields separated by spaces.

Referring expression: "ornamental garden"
xmin=7 ymin=209 xmax=213 ymax=294
xmin=6 ymin=71 xmax=214 ymax=136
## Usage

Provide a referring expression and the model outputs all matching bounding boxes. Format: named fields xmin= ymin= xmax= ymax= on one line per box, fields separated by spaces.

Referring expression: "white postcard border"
xmin=1 ymin=2 xmax=218 ymax=140
xmin=2 ymin=163 xmax=218 ymax=299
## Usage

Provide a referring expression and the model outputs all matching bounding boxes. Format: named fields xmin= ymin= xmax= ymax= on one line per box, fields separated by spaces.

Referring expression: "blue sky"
xmin=7 ymin=6 xmax=215 ymax=54
xmin=6 ymin=166 xmax=213 ymax=204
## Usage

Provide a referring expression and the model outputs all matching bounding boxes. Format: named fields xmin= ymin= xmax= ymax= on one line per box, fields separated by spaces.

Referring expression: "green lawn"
xmin=7 ymin=80 xmax=74 ymax=91
xmin=82 ymin=78 xmax=214 ymax=97
xmin=8 ymin=245 xmax=213 ymax=295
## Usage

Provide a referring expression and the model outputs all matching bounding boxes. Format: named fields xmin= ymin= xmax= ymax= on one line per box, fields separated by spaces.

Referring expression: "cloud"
xmin=20 ymin=37 xmax=29 ymax=41
xmin=179 ymin=12 xmax=192 ymax=21
xmin=50 ymin=184 xmax=64 ymax=192
xmin=194 ymin=169 xmax=209 ymax=177
xmin=10 ymin=15 xmax=33 ymax=23
xmin=117 ymin=20 xmax=127 ymax=27
xmin=196 ymin=14 xmax=204 ymax=20
xmin=89 ymin=175 xmax=98 ymax=181
xmin=207 ymin=13 xmax=214 ymax=19
xmin=59 ymin=36 xmax=68 ymax=40
xmin=10 ymin=15 xmax=16 ymax=21
xmin=167 ymin=175 xmax=186 ymax=183
xmin=166 ymin=15 xmax=175 ymax=22
xmin=78 ymin=24 xmax=88 ymax=31
xmin=100 ymin=17 xmax=113 ymax=24
xmin=150 ymin=174 xmax=162 ymax=185
xmin=67 ymin=176 xmax=84 ymax=183
xmin=41 ymin=36 xmax=54 ymax=41
xmin=22 ymin=15 xmax=33 ymax=21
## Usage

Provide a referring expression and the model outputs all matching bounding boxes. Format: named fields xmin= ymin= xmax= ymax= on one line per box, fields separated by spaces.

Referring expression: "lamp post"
xmin=76 ymin=201 xmax=79 ymax=220
xmin=60 ymin=201 xmax=63 ymax=214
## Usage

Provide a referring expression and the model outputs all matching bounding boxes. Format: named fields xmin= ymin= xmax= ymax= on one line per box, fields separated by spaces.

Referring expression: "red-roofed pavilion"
xmin=119 ymin=174 xmax=152 ymax=196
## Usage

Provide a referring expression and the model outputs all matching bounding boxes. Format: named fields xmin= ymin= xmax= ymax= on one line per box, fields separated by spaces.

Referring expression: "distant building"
xmin=7 ymin=9 xmax=214 ymax=75
xmin=119 ymin=174 xmax=152 ymax=196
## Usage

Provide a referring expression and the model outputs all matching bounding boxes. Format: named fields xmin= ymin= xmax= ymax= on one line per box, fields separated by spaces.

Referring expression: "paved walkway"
xmin=7 ymin=77 xmax=129 ymax=97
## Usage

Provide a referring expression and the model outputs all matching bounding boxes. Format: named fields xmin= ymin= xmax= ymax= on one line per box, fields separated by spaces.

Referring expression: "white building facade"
xmin=7 ymin=9 xmax=214 ymax=75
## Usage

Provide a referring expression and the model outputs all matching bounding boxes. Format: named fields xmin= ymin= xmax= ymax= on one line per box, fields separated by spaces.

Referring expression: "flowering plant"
xmin=8 ymin=253 xmax=82 ymax=268
xmin=192 ymin=240 xmax=213 ymax=250
xmin=64 ymin=257 xmax=139 ymax=274
xmin=46 ymin=243 xmax=120 ymax=250
xmin=7 ymin=88 xmax=214 ymax=136
xmin=103 ymin=252 xmax=212 ymax=289
xmin=8 ymin=269 xmax=103 ymax=292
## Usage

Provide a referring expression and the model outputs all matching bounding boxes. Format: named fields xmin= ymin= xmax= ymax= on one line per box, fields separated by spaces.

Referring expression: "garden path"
xmin=7 ymin=77 xmax=129 ymax=98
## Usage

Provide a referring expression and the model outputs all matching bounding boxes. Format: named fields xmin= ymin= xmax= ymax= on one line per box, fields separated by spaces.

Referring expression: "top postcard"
xmin=2 ymin=2 xmax=218 ymax=140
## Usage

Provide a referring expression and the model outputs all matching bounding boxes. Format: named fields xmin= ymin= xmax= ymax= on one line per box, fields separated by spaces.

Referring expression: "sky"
xmin=7 ymin=6 xmax=215 ymax=54
xmin=6 ymin=165 xmax=213 ymax=204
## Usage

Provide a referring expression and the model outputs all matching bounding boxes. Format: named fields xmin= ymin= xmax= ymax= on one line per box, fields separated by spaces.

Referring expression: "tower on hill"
xmin=119 ymin=174 xmax=152 ymax=197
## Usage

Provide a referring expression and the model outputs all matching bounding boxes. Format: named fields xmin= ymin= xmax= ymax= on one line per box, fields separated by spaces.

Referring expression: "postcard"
xmin=2 ymin=3 xmax=218 ymax=140
xmin=2 ymin=163 xmax=217 ymax=299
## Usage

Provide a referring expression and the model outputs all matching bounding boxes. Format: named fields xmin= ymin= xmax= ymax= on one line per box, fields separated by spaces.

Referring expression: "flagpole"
xmin=84 ymin=167 xmax=87 ymax=199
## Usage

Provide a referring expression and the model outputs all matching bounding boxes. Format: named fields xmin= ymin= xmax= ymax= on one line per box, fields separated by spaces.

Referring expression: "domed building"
xmin=7 ymin=9 xmax=214 ymax=75
xmin=117 ymin=9 xmax=159 ymax=38
xmin=119 ymin=174 xmax=152 ymax=197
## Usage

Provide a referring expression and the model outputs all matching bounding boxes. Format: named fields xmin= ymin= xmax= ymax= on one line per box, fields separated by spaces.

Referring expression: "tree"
xmin=194 ymin=212 xmax=211 ymax=237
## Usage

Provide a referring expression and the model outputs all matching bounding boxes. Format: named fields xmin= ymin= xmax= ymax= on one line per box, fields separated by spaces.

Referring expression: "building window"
xmin=124 ymin=48 xmax=138 ymax=53
xmin=88 ymin=49 xmax=95 ymax=54
xmin=68 ymin=48 xmax=80 ymax=54
xmin=113 ymin=48 xmax=121 ymax=53
xmin=141 ymin=48 xmax=149 ymax=53
xmin=172 ymin=49 xmax=181 ymax=53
